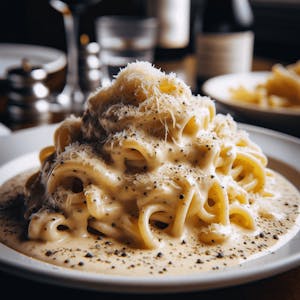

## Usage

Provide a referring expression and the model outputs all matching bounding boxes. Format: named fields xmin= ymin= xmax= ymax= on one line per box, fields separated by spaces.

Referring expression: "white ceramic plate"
xmin=202 ymin=72 xmax=300 ymax=135
xmin=0 ymin=124 xmax=300 ymax=293
xmin=0 ymin=43 xmax=66 ymax=78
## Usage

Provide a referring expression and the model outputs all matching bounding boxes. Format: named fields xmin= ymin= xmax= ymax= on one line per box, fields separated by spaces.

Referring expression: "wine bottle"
xmin=195 ymin=0 xmax=254 ymax=93
xmin=147 ymin=0 xmax=191 ymax=61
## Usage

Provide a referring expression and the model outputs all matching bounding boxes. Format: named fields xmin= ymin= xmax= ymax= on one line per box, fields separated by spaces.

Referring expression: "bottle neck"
xmin=201 ymin=0 xmax=253 ymax=33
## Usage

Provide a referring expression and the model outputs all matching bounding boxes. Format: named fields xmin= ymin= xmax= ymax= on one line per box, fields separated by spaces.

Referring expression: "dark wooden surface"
xmin=1 ymin=265 xmax=300 ymax=299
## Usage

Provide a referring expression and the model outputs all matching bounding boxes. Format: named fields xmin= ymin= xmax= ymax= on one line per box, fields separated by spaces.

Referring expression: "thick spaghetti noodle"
xmin=24 ymin=62 xmax=274 ymax=249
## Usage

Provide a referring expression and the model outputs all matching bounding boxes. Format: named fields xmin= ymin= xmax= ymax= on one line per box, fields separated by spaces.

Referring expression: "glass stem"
xmin=62 ymin=10 xmax=84 ymax=105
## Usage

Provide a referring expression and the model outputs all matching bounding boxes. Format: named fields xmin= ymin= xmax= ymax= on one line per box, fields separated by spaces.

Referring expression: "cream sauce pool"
xmin=0 ymin=157 xmax=299 ymax=276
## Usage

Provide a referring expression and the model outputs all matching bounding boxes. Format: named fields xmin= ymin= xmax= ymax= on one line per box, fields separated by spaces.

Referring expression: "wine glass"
xmin=49 ymin=0 xmax=101 ymax=115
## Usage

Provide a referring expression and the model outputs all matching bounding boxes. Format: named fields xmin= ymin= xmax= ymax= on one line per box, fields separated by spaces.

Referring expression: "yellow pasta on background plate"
xmin=230 ymin=60 xmax=300 ymax=108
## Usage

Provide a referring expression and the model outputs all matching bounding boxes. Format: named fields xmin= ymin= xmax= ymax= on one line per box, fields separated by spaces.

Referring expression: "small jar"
xmin=6 ymin=59 xmax=51 ymax=125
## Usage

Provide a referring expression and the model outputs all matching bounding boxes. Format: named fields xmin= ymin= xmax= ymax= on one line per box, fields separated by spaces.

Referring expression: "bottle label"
xmin=196 ymin=31 xmax=254 ymax=78
xmin=148 ymin=0 xmax=190 ymax=49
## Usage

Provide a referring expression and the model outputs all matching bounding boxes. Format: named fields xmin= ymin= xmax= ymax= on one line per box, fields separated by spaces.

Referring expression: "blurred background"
xmin=0 ymin=0 xmax=299 ymax=63
xmin=0 ymin=0 xmax=299 ymax=133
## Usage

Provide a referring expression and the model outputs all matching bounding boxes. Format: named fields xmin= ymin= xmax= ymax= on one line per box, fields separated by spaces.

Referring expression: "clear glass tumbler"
xmin=95 ymin=16 xmax=158 ymax=85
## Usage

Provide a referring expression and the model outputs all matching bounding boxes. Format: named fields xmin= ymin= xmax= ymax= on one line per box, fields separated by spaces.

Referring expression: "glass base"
xmin=50 ymin=85 xmax=87 ymax=117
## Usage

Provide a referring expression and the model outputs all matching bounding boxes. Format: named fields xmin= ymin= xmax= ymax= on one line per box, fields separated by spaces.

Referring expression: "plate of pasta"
xmin=0 ymin=62 xmax=300 ymax=293
xmin=202 ymin=61 xmax=300 ymax=135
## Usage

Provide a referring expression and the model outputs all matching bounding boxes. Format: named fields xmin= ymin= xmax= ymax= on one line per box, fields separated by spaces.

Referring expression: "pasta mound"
xmin=25 ymin=61 xmax=272 ymax=249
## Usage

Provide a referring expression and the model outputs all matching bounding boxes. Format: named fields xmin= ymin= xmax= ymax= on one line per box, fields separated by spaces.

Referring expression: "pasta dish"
xmin=24 ymin=62 xmax=278 ymax=247
xmin=229 ymin=60 xmax=300 ymax=108
xmin=0 ymin=61 xmax=299 ymax=276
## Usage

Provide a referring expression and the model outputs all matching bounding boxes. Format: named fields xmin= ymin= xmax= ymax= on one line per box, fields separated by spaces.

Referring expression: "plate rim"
xmin=0 ymin=123 xmax=300 ymax=293
xmin=0 ymin=245 xmax=299 ymax=294
xmin=0 ymin=43 xmax=66 ymax=77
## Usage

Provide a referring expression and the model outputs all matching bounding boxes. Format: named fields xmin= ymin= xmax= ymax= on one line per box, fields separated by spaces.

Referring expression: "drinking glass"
xmin=49 ymin=0 xmax=101 ymax=114
xmin=96 ymin=16 xmax=158 ymax=85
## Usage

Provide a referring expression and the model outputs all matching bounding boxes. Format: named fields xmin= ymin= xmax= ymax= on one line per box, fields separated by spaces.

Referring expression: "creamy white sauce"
xmin=0 ymin=157 xmax=299 ymax=276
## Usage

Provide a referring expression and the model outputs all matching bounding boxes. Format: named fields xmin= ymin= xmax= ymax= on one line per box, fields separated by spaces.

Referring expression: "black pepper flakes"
xmin=85 ymin=252 xmax=94 ymax=258
xmin=45 ymin=250 xmax=53 ymax=257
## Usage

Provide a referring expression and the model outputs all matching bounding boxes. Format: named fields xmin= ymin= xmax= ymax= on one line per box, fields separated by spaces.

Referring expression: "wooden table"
xmin=1 ymin=259 xmax=300 ymax=299
xmin=1 ymin=55 xmax=300 ymax=299
xmin=0 ymin=256 xmax=300 ymax=300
